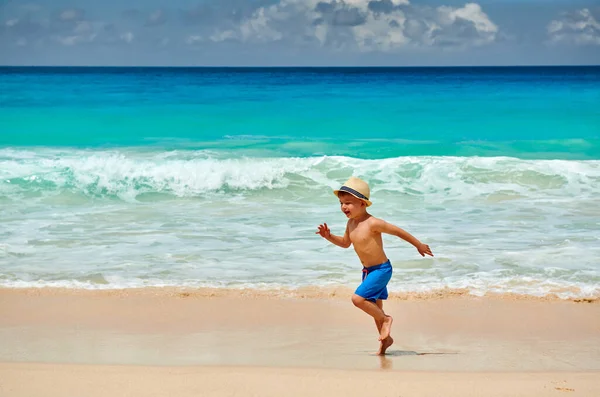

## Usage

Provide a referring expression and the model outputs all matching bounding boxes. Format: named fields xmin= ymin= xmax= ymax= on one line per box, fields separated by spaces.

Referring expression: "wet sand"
xmin=1 ymin=287 xmax=599 ymax=396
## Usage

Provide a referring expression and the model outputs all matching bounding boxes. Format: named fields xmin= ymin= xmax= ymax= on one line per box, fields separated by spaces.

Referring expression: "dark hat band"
xmin=339 ymin=186 xmax=369 ymax=200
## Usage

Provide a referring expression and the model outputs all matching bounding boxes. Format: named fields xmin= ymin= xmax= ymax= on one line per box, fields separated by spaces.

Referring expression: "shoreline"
xmin=2 ymin=287 xmax=599 ymax=368
xmin=1 ymin=285 xmax=598 ymax=303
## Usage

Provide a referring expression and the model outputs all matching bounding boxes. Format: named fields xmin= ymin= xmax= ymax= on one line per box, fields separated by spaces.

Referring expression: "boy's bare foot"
xmin=377 ymin=336 xmax=394 ymax=355
xmin=379 ymin=315 xmax=393 ymax=341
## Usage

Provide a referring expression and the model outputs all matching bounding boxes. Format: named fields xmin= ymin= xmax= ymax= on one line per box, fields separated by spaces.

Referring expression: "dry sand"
xmin=2 ymin=363 xmax=599 ymax=397
xmin=1 ymin=287 xmax=599 ymax=396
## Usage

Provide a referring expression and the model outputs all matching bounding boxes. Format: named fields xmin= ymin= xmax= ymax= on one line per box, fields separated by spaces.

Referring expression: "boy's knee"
xmin=351 ymin=294 xmax=365 ymax=307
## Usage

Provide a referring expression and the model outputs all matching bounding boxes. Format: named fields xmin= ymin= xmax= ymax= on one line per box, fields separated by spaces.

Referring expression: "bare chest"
xmin=348 ymin=224 xmax=372 ymax=245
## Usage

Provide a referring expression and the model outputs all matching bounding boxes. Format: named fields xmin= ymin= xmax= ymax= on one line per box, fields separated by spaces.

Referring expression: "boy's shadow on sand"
xmin=361 ymin=349 xmax=459 ymax=358
xmin=373 ymin=350 xmax=459 ymax=370
xmin=382 ymin=350 xmax=458 ymax=357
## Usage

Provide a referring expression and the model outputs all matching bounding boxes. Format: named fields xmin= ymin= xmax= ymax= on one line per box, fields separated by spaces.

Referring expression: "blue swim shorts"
xmin=354 ymin=260 xmax=392 ymax=302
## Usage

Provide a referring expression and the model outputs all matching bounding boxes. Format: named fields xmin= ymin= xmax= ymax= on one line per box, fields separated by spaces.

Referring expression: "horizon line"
xmin=1 ymin=64 xmax=599 ymax=68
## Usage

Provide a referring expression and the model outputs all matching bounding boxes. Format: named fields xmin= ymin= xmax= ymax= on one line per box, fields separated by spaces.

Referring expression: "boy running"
xmin=316 ymin=177 xmax=433 ymax=355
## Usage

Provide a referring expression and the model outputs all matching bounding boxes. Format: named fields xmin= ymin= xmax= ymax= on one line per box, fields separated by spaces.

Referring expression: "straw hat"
xmin=333 ymin=177 xmax=372 ymax=207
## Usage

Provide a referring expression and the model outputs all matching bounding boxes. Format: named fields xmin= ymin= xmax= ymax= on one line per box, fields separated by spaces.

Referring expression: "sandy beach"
xmin=1 ymin=288 xmax=599 ymax=396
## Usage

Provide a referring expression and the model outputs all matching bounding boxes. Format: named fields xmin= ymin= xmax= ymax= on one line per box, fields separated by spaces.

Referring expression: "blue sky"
xmin=1 ymin=0 xmax=599 ymax=66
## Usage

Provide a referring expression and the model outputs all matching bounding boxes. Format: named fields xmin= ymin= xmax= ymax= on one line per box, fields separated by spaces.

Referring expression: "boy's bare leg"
xmin=375 ymin=300 xmax=394 ymax=355
xmin=351 ymin=294 xmax=393 ymax=341
xmin=374 ymin=299 xmax=385 ymax=331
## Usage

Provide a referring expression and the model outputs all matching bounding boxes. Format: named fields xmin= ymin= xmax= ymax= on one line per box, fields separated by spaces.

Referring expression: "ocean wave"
xmin=0 ymin=148 xmax=599 ymax=201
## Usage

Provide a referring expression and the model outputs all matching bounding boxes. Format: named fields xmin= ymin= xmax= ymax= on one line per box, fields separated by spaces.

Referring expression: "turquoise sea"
xmin=1 ymin=66 xmax=599 ymax=298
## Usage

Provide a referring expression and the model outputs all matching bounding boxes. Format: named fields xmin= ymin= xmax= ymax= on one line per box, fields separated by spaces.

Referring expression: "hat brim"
xmin=333 ymin=189 xmax=372 ymax=207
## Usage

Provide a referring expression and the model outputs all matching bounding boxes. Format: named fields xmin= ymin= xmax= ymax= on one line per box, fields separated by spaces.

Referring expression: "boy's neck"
xmin=353 ymin=211 xmax=370 ymax=222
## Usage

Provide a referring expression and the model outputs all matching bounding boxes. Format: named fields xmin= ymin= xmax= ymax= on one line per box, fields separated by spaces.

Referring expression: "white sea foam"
xmin=1 ymin=149 xmax=598 ymax=199
xmin=1 ymin=148 xmax=599 ymax=298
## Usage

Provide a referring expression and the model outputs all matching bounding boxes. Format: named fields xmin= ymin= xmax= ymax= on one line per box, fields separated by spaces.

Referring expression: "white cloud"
xmin=426 ymin=3 xmax=498 ymax=49
xmin=314 ymin=23 xmax=327 ymax=45
xmin=58 ymin=34 xmax=96 ymax=46
xmin=147 ymin=9 xmax=167 ymax=27
xmin=439 ymin=3 xmax=496 ymax=34
xmin=54 ymin=19 xmax=100 ymax=46
xmin=58 ymin=36 xmax=77 ymax=46
xmin=352 ymin=9 xmax=408 ymax=51
xmin=149 ymin=10 xmax=163 ymax=23
xmin=210 ymin=30 xmax=238 ymax=42
xmin=547 ymin=8 xmax=600 ymax=46
xmin=199 ymin=0 xmax=324 ymax=46
xmin=74 ymin=21 xmax=94 ymax=34
xmin=3 ymin=0 xmax=501 ymax=56
xmin=344 ymin=0 xmax=409 ymax=10
xmin=59 ymin=9 xmax=84 ymax=22
xmin=121 ymin=32 xmax=134 ymax=43
xmin=206 ymin=1 xmax=499 ymax=52
xmin=54 ymin=19 xmax=133 ymax=47
xmin=240 ymin=7 xmax=284 ymax=42
xmin=186 ymin=35 xmax=203 ymax=45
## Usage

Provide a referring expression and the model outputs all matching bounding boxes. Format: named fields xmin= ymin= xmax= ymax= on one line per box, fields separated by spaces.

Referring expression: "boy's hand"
xmin=316 ymin=223 xmax=331 ymax=239
xmin=417 ymin=243 xmax=433 ymax=257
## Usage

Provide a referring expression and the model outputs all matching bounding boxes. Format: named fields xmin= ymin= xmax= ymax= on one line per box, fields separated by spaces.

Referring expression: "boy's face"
xmin=338 ymin=193 xmax=366 ymax=219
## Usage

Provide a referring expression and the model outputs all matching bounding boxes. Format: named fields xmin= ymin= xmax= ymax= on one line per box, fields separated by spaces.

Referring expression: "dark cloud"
xmin=399 ymin=4 xmax=499 ymax=49
xmin=404 ymin=19 xmax=426 ymax=39
xmin=331 ymin=7 xmax=367 ymax=26
xmin=122 ymin=9 xmax=142 ymax=20
xmin=315 ymin=2 xmax=335 ymax=14
xmin=1 ymin=7 xmax=139 ymax=49
xmin=430 ymin=18 xmax=481 ymax=48
xmin=323 ymin=25 xmax=358 ymax=50
xmin=180 ymin=1 xmax=264 ymax=26
xmin=315 ymin=2 xmax=367 ymax=27
xmin=5 ymin=0 xmax=598 ymax=66
xmin=103 ymin=23 xmax=117 ymax=33
xmin=368 ymin=0 xmax=396 ymax=14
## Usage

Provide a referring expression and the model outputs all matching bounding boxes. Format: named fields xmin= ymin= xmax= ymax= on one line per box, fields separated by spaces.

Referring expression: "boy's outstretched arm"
xmin=373 ymin=219 xmax=433 ymax=257
xmin=316 ymin=223 xmax=351 ymax=248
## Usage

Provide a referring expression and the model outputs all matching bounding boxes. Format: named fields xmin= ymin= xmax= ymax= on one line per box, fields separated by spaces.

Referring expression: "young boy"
xmin=316 ymin=176 xmax=433 ymax=355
